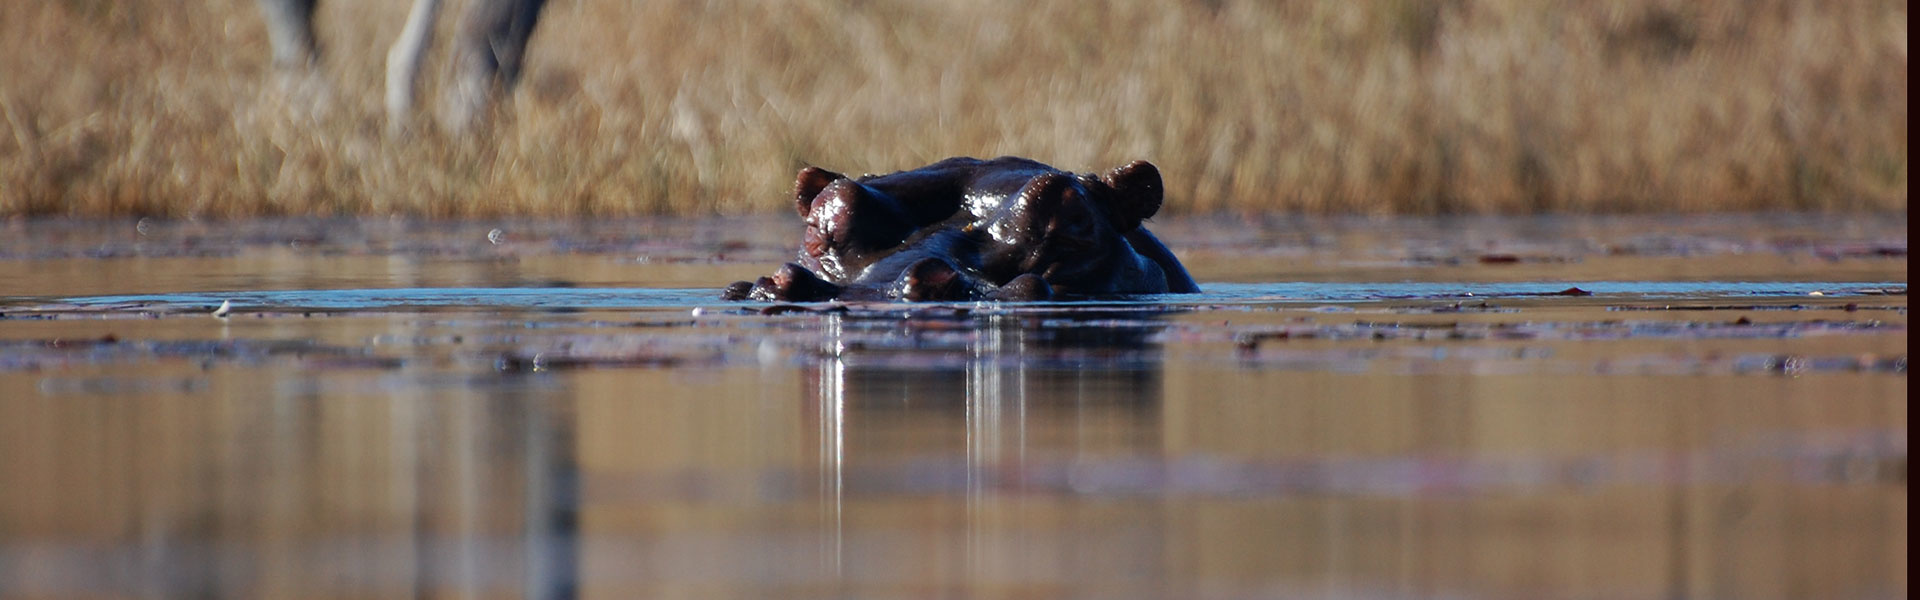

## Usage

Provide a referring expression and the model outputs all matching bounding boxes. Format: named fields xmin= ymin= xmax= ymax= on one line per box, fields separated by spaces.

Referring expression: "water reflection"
xmin=802 ymin=310 xmax=1171 ymax=590
xmin=0 ymin=371 xmax=581 ymax=599
xmin=0 ymin=214 xmax=1906 ymax=598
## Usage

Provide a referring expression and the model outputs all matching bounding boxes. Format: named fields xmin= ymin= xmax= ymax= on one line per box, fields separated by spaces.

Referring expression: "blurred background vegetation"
xmin=0 ymin=0 xmax=1906 ymax=217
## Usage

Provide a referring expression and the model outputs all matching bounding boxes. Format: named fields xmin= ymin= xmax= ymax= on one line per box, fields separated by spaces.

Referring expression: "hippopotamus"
xmin=723 ymin=156 xmax=1198 ymax=302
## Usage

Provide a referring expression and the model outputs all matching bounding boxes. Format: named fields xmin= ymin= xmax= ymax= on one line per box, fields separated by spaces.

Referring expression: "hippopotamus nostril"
xmin=755 ymin=262 xmax=841 ymax=302
xmin=894 ymin=257 xmax=974 ymax=301
xmin=987 ymin=273 xmax=1053 ymax=301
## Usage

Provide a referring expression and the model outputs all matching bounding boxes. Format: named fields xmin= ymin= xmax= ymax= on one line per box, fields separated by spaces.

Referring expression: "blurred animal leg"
xmin=256 ymin=0 xmax=319 ymax=69
xmin=442 ymin=0 xmax=548 ymax=135
xmin=385 ymin=0 xmax=443 ymax=133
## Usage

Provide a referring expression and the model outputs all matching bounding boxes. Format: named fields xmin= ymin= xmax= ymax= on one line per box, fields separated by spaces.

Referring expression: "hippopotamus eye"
xmin=1052 ymin=233 xmax=1098 ymax=253
xmin=1045 ymin=211 xmax=1100 ymax=248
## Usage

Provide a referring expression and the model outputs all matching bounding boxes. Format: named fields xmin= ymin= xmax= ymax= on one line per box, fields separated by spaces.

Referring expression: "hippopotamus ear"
xmin=793 ymin=166 xmax=846 ymax=217
xmin=803 ymin=179 xmax=915 ymax=277
xmin=1098 ymin=160 xmax=1164 ymax=232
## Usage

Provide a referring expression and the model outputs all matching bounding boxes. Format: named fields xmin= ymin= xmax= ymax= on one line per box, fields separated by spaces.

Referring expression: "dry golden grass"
xmin=0 ymin=0 xmax=1906 ymax=217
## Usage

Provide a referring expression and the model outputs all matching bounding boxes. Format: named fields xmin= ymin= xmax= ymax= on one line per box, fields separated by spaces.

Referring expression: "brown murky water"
xmin=0 ymin=214 xmax=1906 ymax=599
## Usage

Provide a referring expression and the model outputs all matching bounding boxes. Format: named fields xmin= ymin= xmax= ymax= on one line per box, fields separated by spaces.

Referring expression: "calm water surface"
xmin=0 ymin=214 xmax=1906 ymax=599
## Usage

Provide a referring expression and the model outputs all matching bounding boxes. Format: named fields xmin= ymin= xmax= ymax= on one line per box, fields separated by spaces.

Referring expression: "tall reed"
xmin=0 ymin=0 xmax=1905 ymax=217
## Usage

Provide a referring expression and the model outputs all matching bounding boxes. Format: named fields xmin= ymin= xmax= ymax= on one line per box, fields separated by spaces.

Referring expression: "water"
xmin=0 ymin=214 xmax=1906 ymax=599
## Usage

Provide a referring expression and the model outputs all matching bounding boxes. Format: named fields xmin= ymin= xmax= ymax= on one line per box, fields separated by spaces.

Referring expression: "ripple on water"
xmin=0 ymin=281 xmax=1904 ymax=315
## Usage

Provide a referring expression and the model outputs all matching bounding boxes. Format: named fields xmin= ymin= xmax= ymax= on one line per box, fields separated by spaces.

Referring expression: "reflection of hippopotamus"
xmin=724 ymin=157 xmax=1199 ymax=302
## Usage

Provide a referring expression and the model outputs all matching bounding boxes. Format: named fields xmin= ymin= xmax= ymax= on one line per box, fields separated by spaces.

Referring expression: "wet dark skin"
xmin=724 ymin=156 xmax=1200 ymax=302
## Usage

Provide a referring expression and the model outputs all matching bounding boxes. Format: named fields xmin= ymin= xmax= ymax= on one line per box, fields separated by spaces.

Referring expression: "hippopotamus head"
xmin=725 ymin=157 xmax=1196 ymax=303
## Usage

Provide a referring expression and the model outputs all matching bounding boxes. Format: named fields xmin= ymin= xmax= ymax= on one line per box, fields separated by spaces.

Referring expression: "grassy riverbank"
xmin=0 ymin=0 xmax=1906 ymax=217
